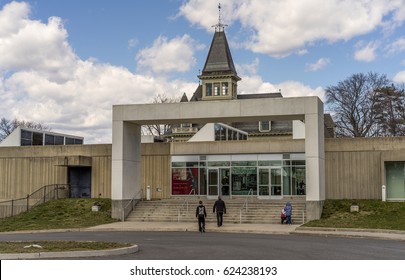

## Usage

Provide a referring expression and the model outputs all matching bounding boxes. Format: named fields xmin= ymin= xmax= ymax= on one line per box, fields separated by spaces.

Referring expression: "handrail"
xmin=121 ymin=188 xmax=144 ymax=222
xmin=239 ymin=188 xmax=254 ymax=224
xmin=177 ymin=188 xmax=196 ymax=222
xmin=0 ymin=184 xmax=70 ymax=219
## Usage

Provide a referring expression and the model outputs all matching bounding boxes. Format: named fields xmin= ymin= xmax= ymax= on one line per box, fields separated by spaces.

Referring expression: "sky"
xmin=1 ymin=0 xmax=405 ymax=143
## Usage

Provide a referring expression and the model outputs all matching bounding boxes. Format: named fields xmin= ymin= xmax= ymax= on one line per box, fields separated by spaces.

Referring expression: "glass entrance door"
xmin=207 ymin=168 xmax=230 ymax=198
xmin=208 ymin=169 xmax=218 ymax=197
xmin=271 ymin=168 xmax=282 ymax=199
xmin=258 ymin=168 xmax=270 ymax=199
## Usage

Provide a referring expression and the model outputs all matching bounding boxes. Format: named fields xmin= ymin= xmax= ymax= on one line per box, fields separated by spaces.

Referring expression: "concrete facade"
xmin=112 ymin=96 xmax=325 ymax=220
xmin=1 ymin=136 xmax=405 ymax=220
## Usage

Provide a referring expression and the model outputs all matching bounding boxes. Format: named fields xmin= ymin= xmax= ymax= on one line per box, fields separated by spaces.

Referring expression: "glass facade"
xmin=20 ymin=129 xmax=83 ymax=146
xmin=214 ymin=124 xmax=248 ymax=141
xmin=385 ymin=162 xmax=405 ymax=200
xmin=171 ymin=154 xmax=306 ymax=197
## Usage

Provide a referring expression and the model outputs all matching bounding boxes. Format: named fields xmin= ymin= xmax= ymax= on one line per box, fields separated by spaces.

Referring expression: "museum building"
xmin=0 ymin=17 xmax=404 ymax=222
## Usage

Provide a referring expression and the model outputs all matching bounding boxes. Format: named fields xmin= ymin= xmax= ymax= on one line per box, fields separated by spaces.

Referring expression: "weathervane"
xmin=212 ymin=3 xmax=227 ymax=32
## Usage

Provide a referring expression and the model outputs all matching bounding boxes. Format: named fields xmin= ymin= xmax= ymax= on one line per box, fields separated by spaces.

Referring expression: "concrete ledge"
xmin=0 ymin=244 xmax=138 ymax=260
xmin=294 ymin=226 xmax=405 ymax=241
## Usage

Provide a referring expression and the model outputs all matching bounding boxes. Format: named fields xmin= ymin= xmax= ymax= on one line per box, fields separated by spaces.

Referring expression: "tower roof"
xmin=200 ymin=30 xmax=239 ymax=78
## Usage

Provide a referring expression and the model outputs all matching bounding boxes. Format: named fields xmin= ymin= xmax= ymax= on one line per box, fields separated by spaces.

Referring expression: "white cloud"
xmin=393 ymin=70 xmax=405 ymax=83
xmin=128 ymin=38 xmax=139 ymax=49
xmin=386 ymin=37 xmax=405 ymax=54
xmin=180 ymin=0 xmax=405 ymax=57
xmin=354 ymin=41 xmax=379 ymax=62
xmin=238 ymin=74 xmax=325 ymax=101
xmin=306 ymin=58 xmax=330 ymax=72
xmin=0 ymin=2 xmax=196 ymax=143
xmin=0 ymin=2 xmax=77 ymax=83
xmin=136 ymin=34 xmax=203 ymax=74
xmin=236 ymin=58 xmax=260 ymax=76
xmin=0 ymin=1 xmax=332 ymax=145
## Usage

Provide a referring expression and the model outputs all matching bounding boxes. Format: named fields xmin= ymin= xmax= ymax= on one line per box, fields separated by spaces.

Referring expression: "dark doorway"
xmin=68 ymin=167 xmax=91 ymax=198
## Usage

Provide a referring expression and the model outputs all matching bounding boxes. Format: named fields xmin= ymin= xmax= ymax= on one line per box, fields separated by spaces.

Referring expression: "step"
xmin=125 ymin=197 xmax=306 ymax=224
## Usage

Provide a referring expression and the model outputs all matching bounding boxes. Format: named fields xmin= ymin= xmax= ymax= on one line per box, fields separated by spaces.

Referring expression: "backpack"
xmin=198 ymin=205 xmax=205 ymax=216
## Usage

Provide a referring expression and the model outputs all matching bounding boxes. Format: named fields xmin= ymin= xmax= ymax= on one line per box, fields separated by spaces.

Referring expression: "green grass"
xmin=1 ymin=198 xmax=404 ymax=233
xmin=0 ymin=198 xmax=117 ymax=232
xmin=303 ymin=199 xmax=405 ymax=230
xmin=0 ymin=241 xmax=131 ymax=254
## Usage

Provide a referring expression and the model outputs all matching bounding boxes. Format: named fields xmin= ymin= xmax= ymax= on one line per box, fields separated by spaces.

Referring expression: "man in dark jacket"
xmin=196 ymin=200 xmax=207 ymax=232
xmin=213 ymin=196 xmax=226 ymax=226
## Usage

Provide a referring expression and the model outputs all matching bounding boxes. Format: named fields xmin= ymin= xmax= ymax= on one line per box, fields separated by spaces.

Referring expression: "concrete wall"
xmin=2 ymin=136 xmax=404 ymax=203
xmin=324 ymin=137 xmax=405 ymax=199
xmin=0 ymin=144 xmax=111 ymax=200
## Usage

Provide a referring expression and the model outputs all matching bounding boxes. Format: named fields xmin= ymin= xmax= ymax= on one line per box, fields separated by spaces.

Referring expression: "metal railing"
xmin=239 ymin=188 xmax=254 ymax=224
xmin=121 ymin=188 xmax=144 ymax=222
xmin=177 ymin=188 xmax=196 ymax=222
xmin=0 ymin=184 xmax=70 ymax=219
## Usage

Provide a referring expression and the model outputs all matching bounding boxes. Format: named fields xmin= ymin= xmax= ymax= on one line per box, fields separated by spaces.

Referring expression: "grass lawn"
xmin=0 ymin=198 xmax=117 ymax=232
xmin=0 ymin=241 xmax=131 ymax=254
xmin=0 ymin=198 xmax=404 ymax=254
xmin=303 ymin=199 xmax=405 ymax=231
xmin=0 ymin=198 xmax=124 ymax=254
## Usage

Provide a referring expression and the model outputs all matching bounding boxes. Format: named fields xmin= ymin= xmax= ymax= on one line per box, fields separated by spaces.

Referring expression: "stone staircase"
xmin=125 ymin=197 xmax=307 ymax=224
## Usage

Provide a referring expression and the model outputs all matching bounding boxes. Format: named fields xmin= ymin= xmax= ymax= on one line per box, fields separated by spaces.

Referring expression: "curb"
xmin=0 ymin=244 xmax=138 ymax=260
xmin=292 ymin=227 xmax=405 ymax=241
xmin=295 ymin=226 xmax=405 ymax=234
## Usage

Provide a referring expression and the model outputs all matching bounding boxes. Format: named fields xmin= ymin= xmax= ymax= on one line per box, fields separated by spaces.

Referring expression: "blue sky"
xmin=1 ymin=0 xmax=405 ymax=143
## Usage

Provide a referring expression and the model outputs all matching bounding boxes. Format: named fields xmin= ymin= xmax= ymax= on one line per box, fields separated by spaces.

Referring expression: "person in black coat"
xmin=213 ymin=196 xmax=226 ymax=226
xmin=196 ymin=200 xmax=207 ymax=232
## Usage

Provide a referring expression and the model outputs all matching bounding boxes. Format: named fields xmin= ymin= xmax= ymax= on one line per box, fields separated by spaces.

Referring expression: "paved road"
xmin=1 ymin=231 xmax=404 ymax=259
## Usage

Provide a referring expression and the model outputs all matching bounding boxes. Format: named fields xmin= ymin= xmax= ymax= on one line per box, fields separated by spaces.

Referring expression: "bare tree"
xmin=325 ymin=72 xmax=390 ymax=137
xmin=374 ymin=84 xmax=405 ymax=136
xmin=0 ymin=118 xmax=51 ymax=142
xmin=141 ymin=93 xmax=180 ymax=138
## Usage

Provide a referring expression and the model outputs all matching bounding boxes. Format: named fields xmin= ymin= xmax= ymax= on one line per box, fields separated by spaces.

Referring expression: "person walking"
xmin=284 ymin=201 xmax=292 ymax=225
xmin=213 ymin=196 xmax=226 ymax=227
xmin=196 ymin=200 xmax=207 ymax=233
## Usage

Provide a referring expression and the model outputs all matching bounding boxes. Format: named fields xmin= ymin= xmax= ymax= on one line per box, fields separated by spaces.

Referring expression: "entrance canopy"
xmin=111 ymin=96 xmax=325 ymax=219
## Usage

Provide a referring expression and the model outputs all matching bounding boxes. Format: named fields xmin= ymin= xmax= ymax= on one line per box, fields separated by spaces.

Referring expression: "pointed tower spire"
xmin=212 ymin=3 xmax=227 ymax=32
xmin=198 ymin=3 xmax=240 ymax=101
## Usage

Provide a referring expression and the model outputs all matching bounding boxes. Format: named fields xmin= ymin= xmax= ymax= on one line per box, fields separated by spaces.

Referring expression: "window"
xmin=222 ymin=82 xmax=228 ymax=95
xmin=20 ymin=130 xmax=32 ymax=146
xmin=32 ymin=132 xmax=43 ymax=145
xmin=65 ymin=137 xmax=74 ymax=145
xmin=206 ymin=83 xmax=212 ymax=96
xmin=214 ymin=83 xmax=220 ymax=96
xmin=45 ymin=134 xmax=54 ymax=145
xmin=55 ymin=136 xmax=64 ymax=145
xmin=214 ymin=124 xmax=226 ymax=141
xmin=385 ymin=162 xmax=405 ymax=199
xmin=259 ymin=121 xmax=271 ymax=132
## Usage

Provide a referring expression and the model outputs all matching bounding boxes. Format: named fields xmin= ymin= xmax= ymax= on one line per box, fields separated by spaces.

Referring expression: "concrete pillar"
xmin=304 ymin=98 xmax=325 ymax=220
xmin=111 ymin=120 xmax=141 ymax=219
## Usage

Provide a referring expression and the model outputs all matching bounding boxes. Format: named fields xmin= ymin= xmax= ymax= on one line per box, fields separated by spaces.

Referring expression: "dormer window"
xmin=214 ymin=83 xmax=220 ymax=96
xmin=206 ymin=83 xmax=212 ymax=96
xmin=222 ymin=82 xmax=228 ymax=95
xmin=259 ymin=121 xmax=271 ymax=132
